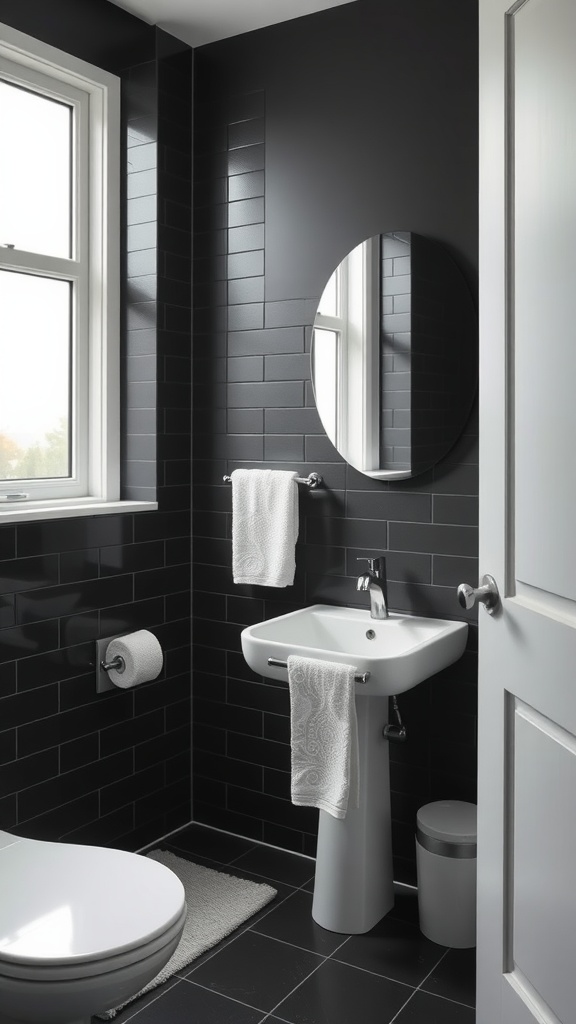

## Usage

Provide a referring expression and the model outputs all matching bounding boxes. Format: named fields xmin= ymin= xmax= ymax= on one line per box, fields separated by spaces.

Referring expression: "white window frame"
xmin=314 ymin=239 xmax=381 ymax=471
xmin=0 ymin=23 xmax=156 ymax=523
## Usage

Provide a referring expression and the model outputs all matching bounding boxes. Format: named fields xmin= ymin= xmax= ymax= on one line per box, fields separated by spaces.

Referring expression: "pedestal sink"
xmin=241 ymin=604 xmax=468 ymax=934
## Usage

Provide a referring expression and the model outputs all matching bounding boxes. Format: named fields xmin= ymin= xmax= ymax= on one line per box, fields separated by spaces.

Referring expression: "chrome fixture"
xmin=357 ymin=556 xmax=389 ymax=619
xmin=457 ymin=573 xmax=500 ymax=615
xmin=267 ymin=656 xmax=369 ymax=684
xmin=383 ymin=695 xmax=407 ymax=743
xmin=223 ymin=471 xmax=323 ymax=489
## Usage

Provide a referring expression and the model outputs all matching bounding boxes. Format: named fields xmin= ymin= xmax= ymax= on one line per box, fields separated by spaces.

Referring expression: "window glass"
xmin=0 ymin=80 xmax=72 ymax=258
xmin=0 ymin=270 xmax=70 ymax=480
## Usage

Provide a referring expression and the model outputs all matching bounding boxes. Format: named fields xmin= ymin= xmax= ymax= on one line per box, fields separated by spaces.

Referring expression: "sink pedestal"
xmin=312 ymin=696 xmax=394 ymax=933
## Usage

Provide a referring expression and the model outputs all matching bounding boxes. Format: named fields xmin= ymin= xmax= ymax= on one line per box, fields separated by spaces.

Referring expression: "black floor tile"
xmin=123 ymin=977 xmax=267 ymax=1024
xmin=101 ymin=977 xmax=181 ymax=1024
xmin=252 ymin=889 xmax=347 ymax=956
xmin=185 ymin=930 xmax=323 ymax=1013
xmin=420 ymin=947 xmax=476 ymax=1008
xmin=334 ymin=914 xmax=446 ymax=987
xmin=164 ymin=823 xmax=258 ymax=864
xmin=391 ymin=989 xmax=476 ymax=1024
xmin=271 ymin=958 xmax=411 ymax=1024
xmin=387 ymin=884 xmax=420 ymax=926
xmin=232 ymin=845 xmax=316 ymax=887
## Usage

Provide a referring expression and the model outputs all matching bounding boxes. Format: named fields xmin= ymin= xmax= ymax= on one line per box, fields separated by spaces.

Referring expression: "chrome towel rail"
xmin=223 ymin=472 xmax=323 ymax=489
xmin=267 ymin=656 xmax=369 ymax=684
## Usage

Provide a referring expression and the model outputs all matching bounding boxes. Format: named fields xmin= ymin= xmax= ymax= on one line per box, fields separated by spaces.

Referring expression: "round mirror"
xmin=311 ymin=231 xmax=477 ymax=480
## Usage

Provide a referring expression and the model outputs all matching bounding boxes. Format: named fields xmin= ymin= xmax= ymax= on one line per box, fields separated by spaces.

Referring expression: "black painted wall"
xmin=0 ymin=2 xmax=192 ymax=850
xmin=192 ymin=0 xmax=479 ymax=882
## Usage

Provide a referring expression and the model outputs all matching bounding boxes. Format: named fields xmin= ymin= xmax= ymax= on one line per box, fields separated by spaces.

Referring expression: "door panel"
xmin=514 ymin=0 xmax=576 ymax=602
xmin=511 ymin=701 xmax=576 ymax=1024
xmin=478 ymin=0 xmax=576 ymax=1021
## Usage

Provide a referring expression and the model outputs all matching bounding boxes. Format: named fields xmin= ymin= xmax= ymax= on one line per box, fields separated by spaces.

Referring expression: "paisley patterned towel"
xmin=232 ymin=468 xmax=299 ymax=586
xmin=288 ymin=655 xmax=359 ymax=820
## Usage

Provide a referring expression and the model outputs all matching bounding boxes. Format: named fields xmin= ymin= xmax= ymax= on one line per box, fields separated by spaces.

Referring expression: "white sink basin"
xmin=241 ymin=603 xmax=468 ymax=696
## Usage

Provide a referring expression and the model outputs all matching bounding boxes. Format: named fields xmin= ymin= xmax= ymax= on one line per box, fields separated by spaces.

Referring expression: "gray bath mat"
xmin=97 ymin=848 xmax=277 ymax=1019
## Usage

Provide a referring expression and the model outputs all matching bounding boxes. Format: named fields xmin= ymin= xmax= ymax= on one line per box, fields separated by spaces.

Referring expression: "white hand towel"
xmin=232 ymin=468 xmax=299 ymax=587
xmin=288 ymin=655 xmax=359 ymax=820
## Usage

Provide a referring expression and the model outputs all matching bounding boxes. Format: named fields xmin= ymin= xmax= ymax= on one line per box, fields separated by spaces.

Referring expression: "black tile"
xmin=264 ymin=354 xmax=310 ymax=381
xmin=232 ymin=846 xmax=315 ymax=888
xmin=227 ymin=143 xmax=265 ymax=176
xmin=227 ymin=249 xmax=265 ymax=280
xmin=16 ymin=577 xmax=134 ymax=625
xmin=229 ymin=224 xmax=265 ymax=254
xmin=227 ymin=734 xmax=289 ymax=771
xmin=265 ymin=300 xmax=318 ymax=330
xmin=346 ymin=490 xmax=431 ymax=524
xmin=59 ymin=549 xmax=100 ymax=584
xmin=229 ymin=198 xmax=265 ymax=227
xmin=0 ymin=527 xmax=16 ymax=560
xmin=228 ymin=117 xmax=265 ymax=150
xmin=433 ymin=495 xmax=479 ymax=526
xmin=16 ymin=515 xmax=133 ymax=557
xmin=127 ymin=978 xmax=266 ymax=1024
xmin=228 ymin=276 xmax=265 ymax=304
xmin=264 ymin=435 xmax=305 ymax=462
xmin=229 ymin=327 xmax=305 ymax=357
xmin=273 ymin=958 xmax=410 ymax=1024
xmin=0 ymin=594 xmax=15 ymax=629
xmin=228 ymin=356 xmax=264 ymax=383
xmin=0 ymin=747 xmax=58 ymax=799
xmin=252 ymin=890 xmax=342 ymax=955
xmin=166 ymin=822 xmax=258 ymax=863
xmin=334 ymin=914 xmax=445 ymax=987
xmin=187 ymin=930 xmax=322 ymax=1012
xmin=227 ymin=382 xmax=303 ymax=409
xmin=388 ymin=522 xmax=477 ymax=557
xmin=392 ymin=989 xmax=475 ymax=1024
xmin=420 ymin=947 xmax=476 ymax=1007
xmin=0 ymin=620 xmax=59 ymax=666
xmin=228 ymin=171 xmax=265 ymax=202
xmin=0 ymin=555 xmax=59 ymax=596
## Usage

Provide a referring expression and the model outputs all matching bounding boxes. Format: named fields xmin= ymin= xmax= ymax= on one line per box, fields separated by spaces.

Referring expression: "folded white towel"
xmin=231 ymin=468 xmax=299 ymax=587
xmin=288 ymin=655 xmax=359 ymax=820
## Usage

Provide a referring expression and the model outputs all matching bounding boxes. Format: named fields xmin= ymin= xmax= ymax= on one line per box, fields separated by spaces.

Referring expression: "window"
xmin=0 ymin=23 xmax=140 ymax=521
xmin=313 ymin=238 xmax=380 ymax=470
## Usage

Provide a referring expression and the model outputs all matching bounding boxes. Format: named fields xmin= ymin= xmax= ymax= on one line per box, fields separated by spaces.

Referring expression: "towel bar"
xmin=223 ymin=472 xmax=323 ymax=489
xmin=267 ymin=656 xmax=369 ymax=684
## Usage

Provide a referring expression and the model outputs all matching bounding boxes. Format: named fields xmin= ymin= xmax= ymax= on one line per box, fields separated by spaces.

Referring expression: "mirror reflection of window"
xmin=312 ymin=328 xmax=339 ymax=442
xmin=311 ymin=232 xmax=477 ymax=480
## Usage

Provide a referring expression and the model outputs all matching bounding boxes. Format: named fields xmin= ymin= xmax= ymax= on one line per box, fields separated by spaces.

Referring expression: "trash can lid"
xmin=417 ymin=801 xmax=477 ymax=844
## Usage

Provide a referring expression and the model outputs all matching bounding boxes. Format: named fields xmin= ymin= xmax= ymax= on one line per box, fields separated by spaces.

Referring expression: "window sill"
xmin=0 ymin=498 xmax=158 ymax=525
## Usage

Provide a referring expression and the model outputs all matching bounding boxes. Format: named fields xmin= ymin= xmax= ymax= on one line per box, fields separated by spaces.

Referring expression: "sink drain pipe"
xmin=383 ymin=695 xmax=407 ymax=742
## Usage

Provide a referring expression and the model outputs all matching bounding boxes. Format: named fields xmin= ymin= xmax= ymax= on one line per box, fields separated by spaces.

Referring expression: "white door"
xmin=477 ymin=1 xmax=576 ymax=1022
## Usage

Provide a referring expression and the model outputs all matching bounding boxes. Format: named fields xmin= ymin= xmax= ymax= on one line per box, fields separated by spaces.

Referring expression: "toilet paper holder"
xmin=95 ymin=635 xmax=126 ymax=693
xmin=101 ymin=654 xmax=125 ymax=674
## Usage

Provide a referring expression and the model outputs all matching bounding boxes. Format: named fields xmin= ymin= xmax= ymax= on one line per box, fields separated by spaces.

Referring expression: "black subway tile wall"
xmin=193 ymin=0 xmax=478 ymax=882
xmin=0 ymin=3 xmax=192 ymax=850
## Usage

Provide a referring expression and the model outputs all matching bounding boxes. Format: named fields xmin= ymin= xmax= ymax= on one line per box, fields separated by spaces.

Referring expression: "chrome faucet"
xmin=357 ymin=556 xmax=389 ymax=619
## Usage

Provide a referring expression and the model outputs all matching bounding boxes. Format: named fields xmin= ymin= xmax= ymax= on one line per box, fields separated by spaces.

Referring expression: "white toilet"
xmin=0 ymin=830 xmax=187 ymax=1024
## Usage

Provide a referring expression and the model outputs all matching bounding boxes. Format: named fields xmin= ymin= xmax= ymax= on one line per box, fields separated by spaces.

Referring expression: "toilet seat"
xmin=0 ymin=832 xmax=186 ymax=975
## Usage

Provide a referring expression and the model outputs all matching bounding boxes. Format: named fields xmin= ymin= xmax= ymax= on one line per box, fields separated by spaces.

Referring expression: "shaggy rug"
xmin=98 ymin=849 xmax=278 ymax=1019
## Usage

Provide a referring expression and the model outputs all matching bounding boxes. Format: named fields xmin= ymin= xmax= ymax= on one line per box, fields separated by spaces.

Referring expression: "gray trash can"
xmin=416 ymin=800 xmax=477 ymax=948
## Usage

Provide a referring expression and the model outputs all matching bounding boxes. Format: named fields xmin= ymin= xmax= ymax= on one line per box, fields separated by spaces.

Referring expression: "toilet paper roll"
xmin=105 ymin=630 xmax=163 ymax=688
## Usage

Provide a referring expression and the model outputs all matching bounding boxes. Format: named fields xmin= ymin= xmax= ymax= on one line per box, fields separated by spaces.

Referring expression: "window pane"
xmin=312 ymin=328 xmax=338 ymax=441
xmin=0 ymin=81 xmax=72 ymax=258
xmin=0 ymin=271 xmax=71 ymax=481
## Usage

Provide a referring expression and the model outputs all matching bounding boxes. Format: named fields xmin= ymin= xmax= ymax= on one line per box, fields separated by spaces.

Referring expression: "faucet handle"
xmin=357 ymin=555 xmax=386 ymax=577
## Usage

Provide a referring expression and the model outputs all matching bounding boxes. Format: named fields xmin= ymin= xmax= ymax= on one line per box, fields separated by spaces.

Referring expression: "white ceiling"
xmin=107 ymin=0 xmax=357 ymax=48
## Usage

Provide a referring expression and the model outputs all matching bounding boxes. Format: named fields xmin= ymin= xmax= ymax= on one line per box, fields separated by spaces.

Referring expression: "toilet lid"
xmin=0 ymin=833 xmax=186 ymax=965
